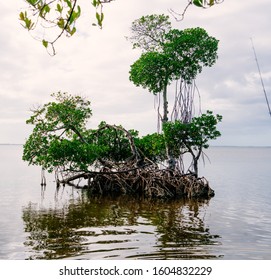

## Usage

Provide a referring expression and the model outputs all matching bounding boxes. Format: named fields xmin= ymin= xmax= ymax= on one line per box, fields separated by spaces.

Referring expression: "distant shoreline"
xmin=210 ymin=145 xmax=271 ymax=148
xmin=0 ymin=143 xmax=270 ymax=148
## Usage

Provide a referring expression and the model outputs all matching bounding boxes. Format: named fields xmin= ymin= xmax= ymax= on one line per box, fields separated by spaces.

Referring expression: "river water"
xmin=0 ymin=145 xmax=271 ymax=260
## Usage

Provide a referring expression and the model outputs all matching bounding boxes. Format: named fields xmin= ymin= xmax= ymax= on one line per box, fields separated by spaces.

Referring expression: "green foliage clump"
xmin=23 ymin=92 xmax=141 ymax=172
xmin=135 ymin=132 xmax=167 ymax=162
xmin=129 ymin=52 xmax=171 ymax=94
xmin=23 ymin=92 xmax=94 ymax=171
xmin=23 ymin=92 xmax=222 ymax=179
xmin=163 ymin=111 xmax=222 ymax=175
xmin=163 ymin=111 xmax=222 ymax=153
xmin=129 ymin=26 xmax=219 ymax=95
xmin=163 ymin=28 xmax=218 ymax=82
xmin=86 ymin=122 xmax=139 ymax=162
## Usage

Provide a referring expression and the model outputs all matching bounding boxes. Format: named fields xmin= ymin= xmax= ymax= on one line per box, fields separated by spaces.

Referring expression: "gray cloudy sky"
xmin=1 ymin=0 xmax=271 ymax=146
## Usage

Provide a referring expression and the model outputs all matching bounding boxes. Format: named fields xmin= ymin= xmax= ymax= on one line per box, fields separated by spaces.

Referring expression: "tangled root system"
xmin=60 ymin=162 xmax=214 ymax=200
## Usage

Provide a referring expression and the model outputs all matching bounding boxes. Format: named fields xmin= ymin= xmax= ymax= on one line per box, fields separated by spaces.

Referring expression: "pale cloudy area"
xmin=0 ymin=0 xmax=271 ymax=146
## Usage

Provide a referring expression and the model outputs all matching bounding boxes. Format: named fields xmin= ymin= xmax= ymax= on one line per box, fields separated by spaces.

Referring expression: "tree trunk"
xmin=193 ymin=157 xmax=198 ymax=178
xmin=187 ymin=146 xmax=202 ymax=178
xmin=162 ymin=82 xmax=168 ymax=123
xmin=161 ymin=80 xmax=176 ymax=170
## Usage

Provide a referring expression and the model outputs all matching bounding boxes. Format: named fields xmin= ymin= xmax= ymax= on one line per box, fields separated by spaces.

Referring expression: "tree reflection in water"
xmin=22 ymin=187 xmax=222 ymax=259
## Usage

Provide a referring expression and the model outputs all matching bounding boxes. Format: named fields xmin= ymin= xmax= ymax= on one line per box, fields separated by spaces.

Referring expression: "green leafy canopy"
xmin=23 ymin=92 xmax=144 ymax=172
xmin=129 ymin=26 xmax=219 ymax=95
xmin=163 ymin=111 xmax=223 ymax=156
xmin=23 ymin=92 xmax=222 ymax=175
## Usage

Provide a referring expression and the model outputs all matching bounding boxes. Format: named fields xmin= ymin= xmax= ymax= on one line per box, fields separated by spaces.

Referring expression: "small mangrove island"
xmin=22 ymin=15 xmax=222 ymax=200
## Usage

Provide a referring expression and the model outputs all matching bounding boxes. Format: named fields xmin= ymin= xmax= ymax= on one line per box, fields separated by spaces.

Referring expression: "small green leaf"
xmin=56 ymin=3 xmax=63 ymax=13
xmin=209 ymin=0 xmax=215 ymax=6
xmin=77 ymin=5 xmax=81 ymax=16
xmin=24 ymin=17 xmax=33 ymax=30
xmin=19 ymin=12 xmax=25 ymax=21
xmin=193 ymin=0 xmax=203 ymax=7
xmin=42 ymin=40 xmax=48 ymax=48
xmin=96 ymin=12 xmax=102 ymax=27
xmin=64 ymin=0 xmax=72 ymax=8
xmin=70 ymin=27 xmax=76 ymax=36
xmin=96 ymin=12 xmax=101 ymax=22
xmin=69 ymin=12 xmax=75 ymax=24
xmin=27 ymin=0 xmax=38 ymax=5
xmin=44 ymin=5 xmax=50 ymax=14
xmin=57 ymin=18 xmax=65 ymax=29
xmin=92 ymin=0 xmax=98 ymax=7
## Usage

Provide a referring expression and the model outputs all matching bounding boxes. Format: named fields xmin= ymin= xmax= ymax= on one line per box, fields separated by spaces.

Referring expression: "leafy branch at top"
xmin=19 ymin=0 xmax=114 ymax=55
xmin=169 ymin=0 xmax=224 ymax=21
xmin=19 ymin=0 xmax=223 ymax=55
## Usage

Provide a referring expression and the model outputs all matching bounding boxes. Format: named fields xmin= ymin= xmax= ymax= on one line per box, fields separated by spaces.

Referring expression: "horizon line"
xmin=0 ymin=143 xmax=271 ymax=148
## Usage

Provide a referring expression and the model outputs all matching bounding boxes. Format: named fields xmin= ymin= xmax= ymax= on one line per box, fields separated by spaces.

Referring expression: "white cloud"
xmin=0 ymin=0 xmax=271 ymax=146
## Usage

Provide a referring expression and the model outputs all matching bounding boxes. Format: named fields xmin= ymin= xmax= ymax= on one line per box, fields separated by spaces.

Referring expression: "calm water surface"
xmin=0 ymin=145 xmax=271 ymax=260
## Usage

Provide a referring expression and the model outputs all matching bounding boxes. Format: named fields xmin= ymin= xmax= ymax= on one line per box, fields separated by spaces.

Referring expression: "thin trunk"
xmin=162 ymin=83 xmax=168 ymax=123
xmin=161 ymin=79 xmax=176 ymax=170
xmin=194 ymin=147 xmax=202 ymax=178
xmin=186 ymin=145 xmax=202 ymax=178
xmin=193 ymin=157 xmax=198 ymax=178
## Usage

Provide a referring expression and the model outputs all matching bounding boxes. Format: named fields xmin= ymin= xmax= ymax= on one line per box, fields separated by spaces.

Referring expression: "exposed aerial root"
xmin=59 ymin=162 xmax=214 ymax=200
